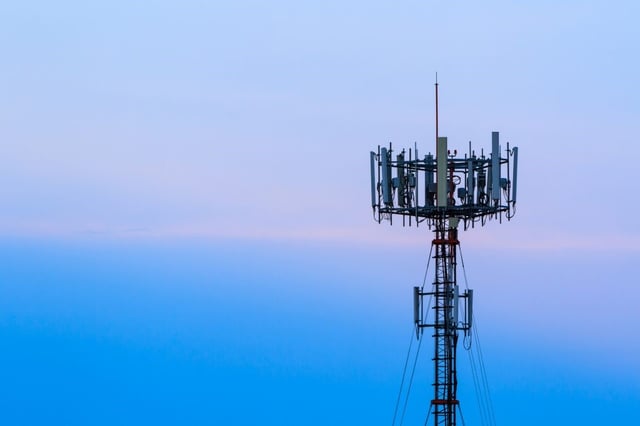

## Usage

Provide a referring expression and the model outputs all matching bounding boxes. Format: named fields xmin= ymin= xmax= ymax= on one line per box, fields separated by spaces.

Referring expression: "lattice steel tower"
xmin=369 ymin=81 xmax=518 ymax=426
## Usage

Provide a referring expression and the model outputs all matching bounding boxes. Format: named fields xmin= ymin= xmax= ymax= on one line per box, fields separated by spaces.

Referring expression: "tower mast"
xmin=430 ymin=220 xmax=459 ymax=426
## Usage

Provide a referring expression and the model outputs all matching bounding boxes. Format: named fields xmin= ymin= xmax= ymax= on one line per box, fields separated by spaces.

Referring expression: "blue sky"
xmin=1 ymin=1 xmax=639 ymax=425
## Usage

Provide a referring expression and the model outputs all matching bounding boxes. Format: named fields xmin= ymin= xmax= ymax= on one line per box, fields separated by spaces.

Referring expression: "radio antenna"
xmin=435 ymin=72 xmax=439 ymax=150
xmin=369 ymin=79 xmax=520 ymax=426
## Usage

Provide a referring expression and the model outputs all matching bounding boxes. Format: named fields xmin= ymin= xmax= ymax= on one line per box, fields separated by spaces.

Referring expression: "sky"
xmin=1 ymin=1 xmax=639 ymax=425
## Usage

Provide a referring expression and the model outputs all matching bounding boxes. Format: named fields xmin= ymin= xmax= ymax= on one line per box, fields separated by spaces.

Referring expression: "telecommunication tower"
xmin=369 ymin=81 xmax=518 ymax=426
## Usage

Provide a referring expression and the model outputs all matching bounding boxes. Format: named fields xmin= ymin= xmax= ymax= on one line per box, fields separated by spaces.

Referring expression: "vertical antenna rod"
xmin=435 ymin=73 xmax=439 ymax=149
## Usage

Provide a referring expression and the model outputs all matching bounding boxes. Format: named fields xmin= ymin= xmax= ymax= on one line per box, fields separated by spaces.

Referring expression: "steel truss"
xmin=431 ymin=219 xmax=459 ymax=426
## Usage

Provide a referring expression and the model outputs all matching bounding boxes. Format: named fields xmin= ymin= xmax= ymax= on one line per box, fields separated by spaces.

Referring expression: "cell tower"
xmin=369 ymin=80 xmax=518 ymax=426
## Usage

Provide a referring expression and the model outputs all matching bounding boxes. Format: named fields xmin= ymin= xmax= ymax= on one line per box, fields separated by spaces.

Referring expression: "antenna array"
xmin=370 ymin=132 xmax=518 ymax=229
